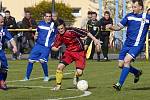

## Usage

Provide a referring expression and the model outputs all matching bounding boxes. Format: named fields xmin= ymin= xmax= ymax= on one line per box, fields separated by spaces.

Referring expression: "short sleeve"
xmin=119 ymin=14 xmax=128 ymax=27
xmin=4 ymin=29 xmax=13 ymax=41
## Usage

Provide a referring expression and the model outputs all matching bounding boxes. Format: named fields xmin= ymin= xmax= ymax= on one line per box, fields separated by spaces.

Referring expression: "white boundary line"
xmin=47 ymin=91 xmax=92 ymax=100
xmin=7 ymin=72 xmax=73 ymax=83
xmin=6 ymin=72 xmax=92 ymax=100
xmin=7 ymin=85 xmax=92 ymax=100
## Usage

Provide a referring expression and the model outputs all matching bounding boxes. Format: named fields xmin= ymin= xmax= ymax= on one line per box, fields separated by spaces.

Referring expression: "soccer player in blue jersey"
xmin=106 ymin=0 xmax=150 ymax=91
xmin=23 ymin=11 xmax=57 ymax=81
xmin=0 ymin=14 xmax=17 ymax=90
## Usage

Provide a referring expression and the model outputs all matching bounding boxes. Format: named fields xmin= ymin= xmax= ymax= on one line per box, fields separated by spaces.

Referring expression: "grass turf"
xmin=0 ymin=59 xmax=150 ymax=100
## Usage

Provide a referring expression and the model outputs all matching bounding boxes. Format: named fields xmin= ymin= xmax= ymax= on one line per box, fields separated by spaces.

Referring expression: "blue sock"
xmin=25 ymin=62 xmax=33 ymax=79
xmin=119 ymin=67 xmax=130 ymax=86
xmin=129 ymin=66 xmax=139 ymax=75
xmin=41 ymin=63 xmax=48 ymax=77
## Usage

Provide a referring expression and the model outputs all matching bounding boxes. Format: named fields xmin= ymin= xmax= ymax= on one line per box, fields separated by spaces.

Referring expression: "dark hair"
xmin=132 ymin=0 xmax=144 ymax=9
xmin=104 ymin=11 xmax=110 ymax=15
xmin=148 ymin=8 xmax=150 ymax=12
xmin=4 ymin=10 xmax=10 ymax=13
xmin=92 ymin=12 xmax=97 ymax=16
xmin=57 ymin=19 xmax=65 ymax=27
xmin=25 ymin=11 xmax=31 ymax=14
xmin=43 ymin=11 xmax=52 ymax=16
xmin=87 ymin=11 xmax=92 ymax=15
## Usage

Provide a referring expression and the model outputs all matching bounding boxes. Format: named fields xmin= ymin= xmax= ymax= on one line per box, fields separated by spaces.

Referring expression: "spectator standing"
xmin=4 ymin=10 xmax=18 ymax=60
xmin=80 ymin=11 xmax=92 ymax=29
xmin=99 ymin=11 xmax=113 ymax=61
xmin=22 ymin=11 xmax=37 ymax=53
xmin=85 ymin=12 xmax=101 ymax=61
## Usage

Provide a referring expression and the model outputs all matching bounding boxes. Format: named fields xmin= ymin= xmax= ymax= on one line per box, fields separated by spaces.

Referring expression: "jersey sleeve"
xmin=36 ymin=21 xmax=41 ymax=32
xmin=148 ymin=14 xmax=150 ymax=26
xmin=67 ymin=27 xmax=88 ymax=37
xmin=52 ymin=34 xmax=62 ymax=48
xmin=119 ymin=14 xmax=128 ymax=27
xmin=4 ymin=29 xmax=13 ymax=41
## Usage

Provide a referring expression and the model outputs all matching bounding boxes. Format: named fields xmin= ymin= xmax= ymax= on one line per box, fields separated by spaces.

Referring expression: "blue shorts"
xmin=28 ymin=43 xmax=51 ymax=62
xmin=0 ymin=50 xmax=8 ymax=68
xmin=119 ymin=44 xmax=144 ymax=60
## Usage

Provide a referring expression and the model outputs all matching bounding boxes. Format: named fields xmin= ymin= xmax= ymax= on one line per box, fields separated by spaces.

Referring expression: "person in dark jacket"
xmin=22 ymin=11 xmax=37 ymax=53
xmin=4 ymin=10 xmax=17 ymax=29
xmin=99 ymin=11 xmax=113 ymax=61
xmin=4 ymin=10 xmax=18 ymax=60
xmin=85 ymin=12 xmax=101 ymax=61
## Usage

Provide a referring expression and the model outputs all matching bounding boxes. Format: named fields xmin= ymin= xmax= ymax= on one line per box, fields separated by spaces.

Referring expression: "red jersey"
xmin=53 ymin=27 xmax=88 ymax=52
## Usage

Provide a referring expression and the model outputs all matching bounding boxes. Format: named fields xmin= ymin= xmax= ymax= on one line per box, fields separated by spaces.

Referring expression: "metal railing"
xmin=7 ymin=28 xmax=150 ymax=60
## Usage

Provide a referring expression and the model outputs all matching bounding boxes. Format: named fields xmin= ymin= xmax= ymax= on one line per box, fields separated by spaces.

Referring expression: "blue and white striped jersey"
xmin=0 ymin=27 xmax=13 ymax=50
xmin=36 ymin=20 xmax=57 ymax=47
xmin=119 ymin=12 xmax=150 ymax=46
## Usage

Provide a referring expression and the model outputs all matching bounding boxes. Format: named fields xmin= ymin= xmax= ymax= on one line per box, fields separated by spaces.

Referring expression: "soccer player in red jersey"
xmin=51 ymin=19 xmax=101 ymax=90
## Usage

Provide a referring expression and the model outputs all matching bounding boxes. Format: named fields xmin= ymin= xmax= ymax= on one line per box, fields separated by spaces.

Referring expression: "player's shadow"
xmin=88 ymin=86 xmax=97 ymax=89
xmin=49 ymin=77 xmax=73 ymax=81
xmin=131 ymin=87 xmax=150 ymax=90
xmin=63 ymin=77 xmax=73 ymax=80
xmin=67 ymin=86 xmax=96 ymax=90
xmin=7 ymin=86 xmax=32 ymax=90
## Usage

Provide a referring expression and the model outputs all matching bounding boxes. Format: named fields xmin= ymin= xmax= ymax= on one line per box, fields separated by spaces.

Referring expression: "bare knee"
xmin=76 ymin=69 xmax=83 ymax=76
xmin=57 ymin=63 xmax=65 ymax=71
xmin=84 ymin=45 xmax=88 ymax=51
xmin=96 ymin=45 xmax=101 ymax=52
xmin=124 ymin=59 xmax=131 ymax=67
xmin=118 ymin=60 xmax=124 ymax=68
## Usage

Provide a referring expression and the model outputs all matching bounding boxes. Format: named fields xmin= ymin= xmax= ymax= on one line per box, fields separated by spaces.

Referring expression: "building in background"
xmin=1 ymin=0 xmax=150 ymax=27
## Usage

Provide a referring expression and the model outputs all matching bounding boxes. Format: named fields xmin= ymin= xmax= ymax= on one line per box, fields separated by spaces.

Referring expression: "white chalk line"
xmin=7 ymin=85 xmax=92 ymax=100
xmin=7 ymin=72 xmax=74 ymax=83
xmin=7 ymin=71 xmax=92 ymax=100
xmin=47 ymin=91 xmax=92 ymax=100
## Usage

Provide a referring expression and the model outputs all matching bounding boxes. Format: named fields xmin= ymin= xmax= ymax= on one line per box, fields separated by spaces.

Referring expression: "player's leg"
xmin=113 ymin=45 xmax=144 ymax=90
xmin=0 ymin=50 xmax=9 ymax=90
xmin=73 ymin=69 xmax=83 ymax=86
xmin=39 ymin=60 xmax=49 ymax=81
xmin=113 ymin=54 xmax=132 ymax=91
xmin=118 ymin=59 xmax=142 ymax=80
xmin=52 ymin=51 xmax=72 ymax=91
xmin=52 ymin=63 xmax=67 ymax=91
xmin=95 ymin=43 xmax=101 ymax=61
xmin=24 ymin=44 xmax=39 ymax=81
xmin=24 ymin=60 xmax=34 ymax=80
xmin=103 ymin=35 xmax=109 ymax=60
xmin=113 ymin=45 xmax=129 ymax=91
xmin=73 ymin=51 xmax=86 ymax=86
xmin=39 ymin=47 xmax=50 ymax=81
xmin=128 ymin=46 xmax=144 ymax=83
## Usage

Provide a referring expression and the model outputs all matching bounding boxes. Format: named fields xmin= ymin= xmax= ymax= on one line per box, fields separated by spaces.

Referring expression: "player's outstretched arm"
xmin=87 ymin=32 xmax=101 ymax=47
xmin=106 ymin=24 xmax=123 ymax=31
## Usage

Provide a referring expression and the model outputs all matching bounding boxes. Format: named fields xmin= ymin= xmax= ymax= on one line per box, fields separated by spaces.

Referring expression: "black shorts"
xmin=85 ymin=35 xmax=100 ymax=46
xmin=85 ymin=37 xmax=92 ymax=46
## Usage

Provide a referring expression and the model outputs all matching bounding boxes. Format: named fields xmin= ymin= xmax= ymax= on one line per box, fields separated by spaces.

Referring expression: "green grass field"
xmin=0 ymin=59 xmax=150 ymax=100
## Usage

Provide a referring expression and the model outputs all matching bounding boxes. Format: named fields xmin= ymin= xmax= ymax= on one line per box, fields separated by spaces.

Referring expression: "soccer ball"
xmin=77 ymin=80 xmax=88 ymax=91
